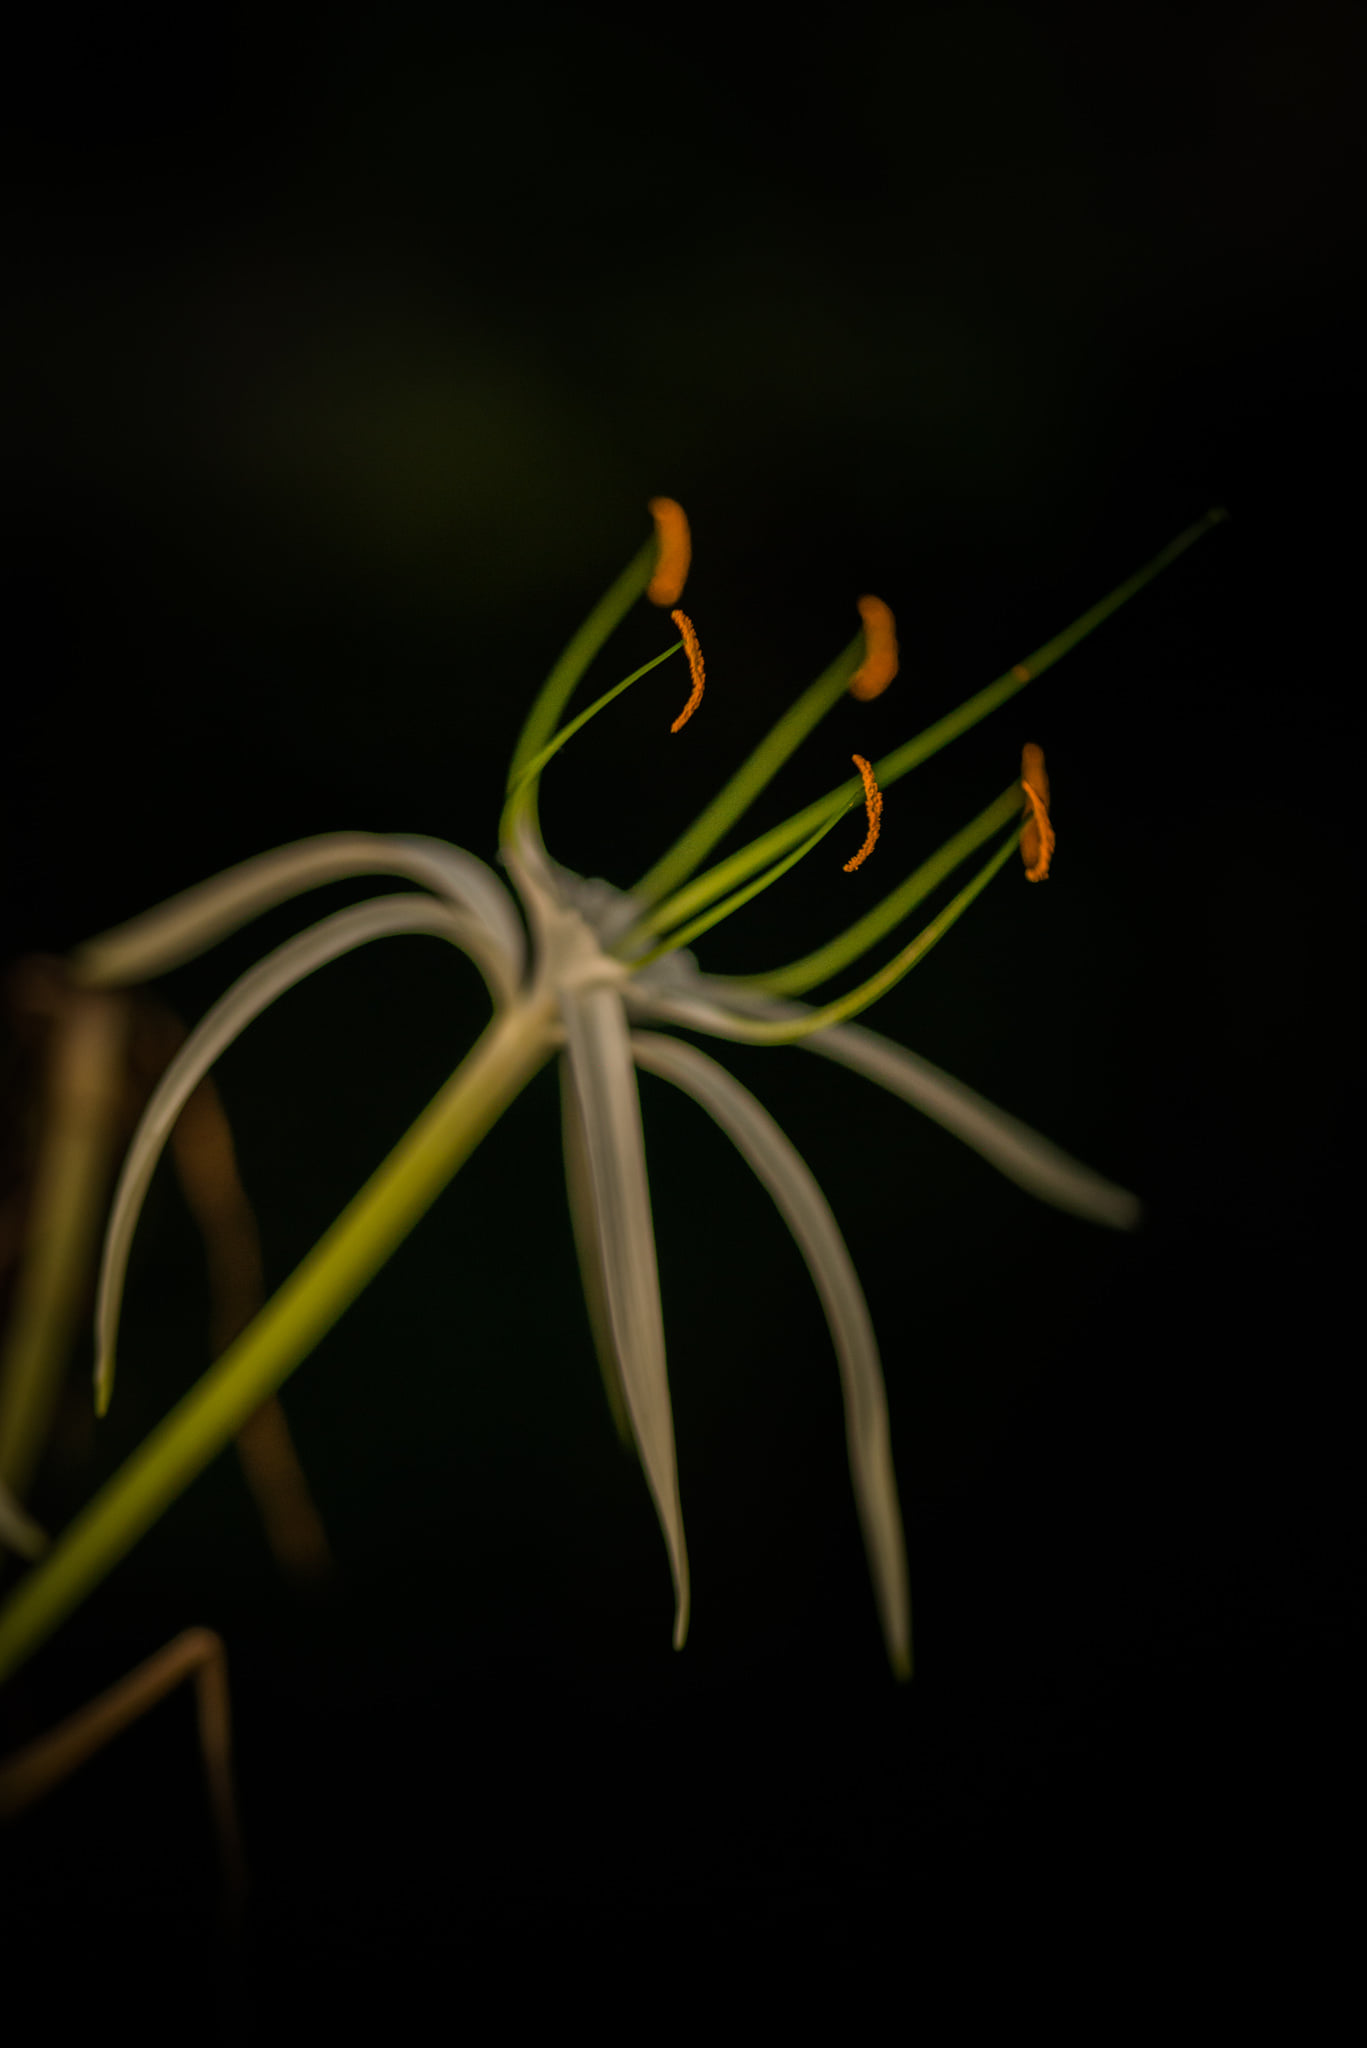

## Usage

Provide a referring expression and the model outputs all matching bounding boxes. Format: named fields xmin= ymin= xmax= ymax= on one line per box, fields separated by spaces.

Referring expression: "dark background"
xmin=2 ymin=3 xmax=1360 ymax=2029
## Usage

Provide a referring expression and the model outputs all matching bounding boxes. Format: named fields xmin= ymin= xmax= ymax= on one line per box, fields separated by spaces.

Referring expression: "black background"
xmin=2 ymin=3 xmax=1361 ymax=2030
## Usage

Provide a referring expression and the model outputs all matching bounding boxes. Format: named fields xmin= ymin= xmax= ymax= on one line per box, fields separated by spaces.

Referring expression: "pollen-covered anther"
xmin=1020 ymin=742 xmax=1055 ymax=882
xmin=848 ymin=595 xmax=899 ymax=702
xmin=669 ymin=610 xmax=706 ymax=732
xmin=647 ymin=497 xmax=692 ymax=608
xmin=844 ymin=754 xmax=883 ymax=873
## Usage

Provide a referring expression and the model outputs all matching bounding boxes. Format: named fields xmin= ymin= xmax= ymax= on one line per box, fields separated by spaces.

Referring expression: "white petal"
xmin=387 ymin=835 xmax=526 ymax=985
xmin=808 ymin=1023 xmax=1142 ymax=1230
xmin=70 ymin=832 xmax=524 ymax=1000
xmin=630 ymin=1030 xmax=911 ymax=1679
xmin=630 ymin=977 xmax=1141 ymax=1231
xmin=560 ymin=986 xmax=689 ymax=1650
xmin=94 ymin=893 xmax=502 ymax=1413
xmin=559 ymin=1057 xmax=634 ymax=1450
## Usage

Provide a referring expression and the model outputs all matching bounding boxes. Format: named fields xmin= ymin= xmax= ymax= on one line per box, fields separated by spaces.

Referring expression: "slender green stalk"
xmin=627 ymin=509 xmax=1228 ymax=943
xmin=0 ymin=997 xmax=558 ymax=1686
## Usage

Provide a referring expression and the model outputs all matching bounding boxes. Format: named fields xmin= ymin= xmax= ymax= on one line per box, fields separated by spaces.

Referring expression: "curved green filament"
xmin=726 ymin=781 xmax=1023 ymax=998
xmin=500 ymin=641 xmax=683 ymax=845
xmin=699 ymin=830 xmax=1022 ymax=1045
xmin=624 ymin=797 xmax=859 ymax=973
xmin=504 ymin=531 xmax=661 ymax=849
xmin=508 ymin=534 xmax=659 ymax=783
xmin=630 ymin=634 xmax=864 ymax=910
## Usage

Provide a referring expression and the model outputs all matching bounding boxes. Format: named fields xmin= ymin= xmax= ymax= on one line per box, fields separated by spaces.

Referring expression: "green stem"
xmin=0 ymin=997 xmax=558 ymax=1687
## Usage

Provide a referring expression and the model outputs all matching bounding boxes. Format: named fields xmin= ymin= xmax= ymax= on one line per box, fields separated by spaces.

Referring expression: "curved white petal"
xmin=386 ymin=835 xmax=526 ymax=984
xmin=559 ymin=985 xmax=689 ymax=1651
xmin=94 ymin=893 xmax=502 ymax=1413
xmin=70 ymin=832 xmax=524 ymax=1001
xmin=628 ymin=975 xmax=1141 ymax=1231
xmin=798 ymin=1021 xmax=1140 ymax=1230
xmin=630 ymin=1030 xmax=911 ymax=1679
xmin=559 ymin=1056 xmax=634 ymax=1450
xmin=503 ymin=832 xmax=687 ymax=1640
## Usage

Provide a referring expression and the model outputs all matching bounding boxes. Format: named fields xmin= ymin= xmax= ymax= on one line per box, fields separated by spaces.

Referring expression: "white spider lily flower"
xmin=503 ymin=843 xmax=1140 ymax=1676
xmin=0 ymin=499 xmax=1224 ymax=1690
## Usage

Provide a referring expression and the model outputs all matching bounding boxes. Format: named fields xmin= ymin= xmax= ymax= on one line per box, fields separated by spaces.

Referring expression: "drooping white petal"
xmin=387 ymin=835 xmax=526 ymax=984
xmin=559 ymin=1056 xmax=634 ymax=1450
xmin=800 ymin=1021 xmax=1141 ymax=1230
xmin=71 ymin=832 xmax=524 ymax=1001
xmin=628 ymin=974 xmax=1141 ymax=1231
xmin=94 ymin=893 xmax=504 ymax=1412
xmin=558 ymin=982 xmax=690 ymax=1651
xmin=630 ymin=1030 xmax=911 ymax=1679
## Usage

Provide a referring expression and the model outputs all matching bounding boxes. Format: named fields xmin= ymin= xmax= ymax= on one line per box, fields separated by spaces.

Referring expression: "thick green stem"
xmin=0 ymin=997 xmax=558 ymax=1686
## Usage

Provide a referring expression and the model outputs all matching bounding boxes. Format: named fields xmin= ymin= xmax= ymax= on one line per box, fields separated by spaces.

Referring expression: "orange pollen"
xmin=1012 ymin=663 xmax=1032 ymax=682
xmin=669 ymin=609 xmax=706 ymax=732
xmin=844 ymin=754 xmax=883 ymax=872
xmin=849 ymin=595 xmax=899 ymax=701
xmin=647 ymin=497 xmax=691 ymax=607
xmin=1020 ymin=742 xmax=1055 ymax=882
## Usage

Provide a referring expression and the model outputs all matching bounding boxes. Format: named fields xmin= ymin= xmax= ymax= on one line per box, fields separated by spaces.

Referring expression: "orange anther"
xmin=647 ymin=497 xmax=691 ymax=607
xmin=849 ymin=595 xmax=899 ymax=701
xmin=844 ymin=754 xmax=883 ymax=872
xmin=669 ymin=609 xmax=706 ymax=732
xmin=1020 ymin=742 xmax=1054 ymax=882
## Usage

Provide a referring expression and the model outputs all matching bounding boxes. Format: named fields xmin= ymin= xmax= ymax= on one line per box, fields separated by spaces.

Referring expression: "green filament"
xmin=508 ymin=535 xmax=658 ymax=782
xmin=625 ymin=508 xmax=1228 ymax=943
xmin=630 ymin=633 xmax=865 ymax=912
xmin=501 ymin=640 xmax=684 ymax=844
xmin=728 ymin=781 xmax=1024 ymax=997
xmin=696 ymin=829 xmax=1023 ymax=1046
xmin=624 ymin=798 xmax=860 ymax=973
